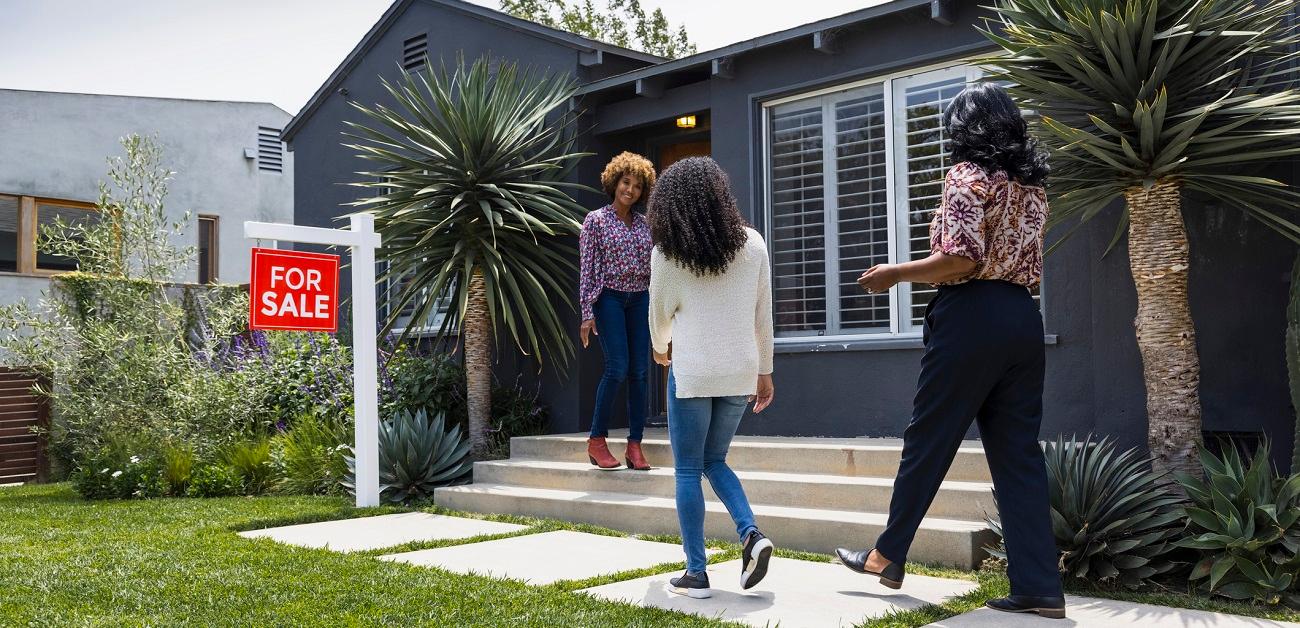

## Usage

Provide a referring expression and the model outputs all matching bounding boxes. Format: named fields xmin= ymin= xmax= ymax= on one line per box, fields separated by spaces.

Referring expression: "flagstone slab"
xmin=380 ymin=530 xmax=708 ymax=585
xmin=926 ymin=596 xmax=1300 ymax=628
xmin=238 ymin=512 xmax=525 ymax=552
xmin=581 ymin=556 xmax=978 ymax=628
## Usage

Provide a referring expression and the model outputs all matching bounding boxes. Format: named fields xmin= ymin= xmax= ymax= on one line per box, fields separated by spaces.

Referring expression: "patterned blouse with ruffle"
xmin=929 ymin=161 xmax=1048 ymax=288
xmin=579 ymin=205 xmax=653 ymax=320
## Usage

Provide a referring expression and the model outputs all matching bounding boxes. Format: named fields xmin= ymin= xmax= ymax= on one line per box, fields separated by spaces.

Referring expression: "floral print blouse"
xmin=929 ymin=161 xmax=1048 ymax=288
xmin=579 ymin=205 xmax=653 ymax=320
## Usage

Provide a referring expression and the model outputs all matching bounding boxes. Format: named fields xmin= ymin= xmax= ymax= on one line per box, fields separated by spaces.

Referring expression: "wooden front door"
xmin=650 ymin=139 xmax=711 ymax=421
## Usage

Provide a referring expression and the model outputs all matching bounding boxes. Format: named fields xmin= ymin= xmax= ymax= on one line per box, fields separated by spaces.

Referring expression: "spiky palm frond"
xmin=344 ymin=54 xmax=592 ymax=367
xmin=981 ymin=0 xmax=1300 ymax=246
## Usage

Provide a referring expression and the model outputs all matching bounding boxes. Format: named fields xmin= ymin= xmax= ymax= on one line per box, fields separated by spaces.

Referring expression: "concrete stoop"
xmin=435 ymin=429 xmax=999 ymax=569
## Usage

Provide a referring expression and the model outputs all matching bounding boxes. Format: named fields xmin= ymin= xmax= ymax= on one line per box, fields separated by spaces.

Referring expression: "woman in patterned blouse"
xmin=579 ymin=151 xmax=657 ymax=471
xmin=835 ymin=84 xmax=1067 ymax=619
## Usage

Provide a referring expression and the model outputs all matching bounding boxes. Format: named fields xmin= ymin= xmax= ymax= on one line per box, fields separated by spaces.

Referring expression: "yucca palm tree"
xmin=982 ymin=1 xmax=1300 ymax=475
xmin=345 ymin=56 xmax=590 ymax=457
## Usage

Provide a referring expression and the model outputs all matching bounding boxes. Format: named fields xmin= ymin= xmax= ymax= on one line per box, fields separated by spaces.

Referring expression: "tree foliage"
xmin=501 ymin=0 xmax=697 ymax=59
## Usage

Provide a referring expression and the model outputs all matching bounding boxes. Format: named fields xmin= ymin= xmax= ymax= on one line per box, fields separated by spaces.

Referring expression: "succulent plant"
xmin=345 ymin=408 xmax=473 ymax=504
xmin=987 ymin=434 xmax=1185 ymax=588
xmin=1176 ymin=441 xmax=1300 ymax=607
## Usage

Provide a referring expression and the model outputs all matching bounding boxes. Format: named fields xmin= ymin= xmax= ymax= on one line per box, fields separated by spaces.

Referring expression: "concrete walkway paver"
xmin=380 ymin=530 xmax=711 ymax=585
xmin=926 ymin=596 xmax=1300 ymax=628
xmin=238 ymin=512 xmax=525 ymax=552
xmin=581 ymin=556 xmax=979 ymax=628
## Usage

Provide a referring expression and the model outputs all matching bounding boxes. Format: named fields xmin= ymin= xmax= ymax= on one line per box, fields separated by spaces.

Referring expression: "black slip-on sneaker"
xmin=741 ymin=529 xmax=774 ymax=590
xmin=668 ymin=571 xmax=712 ymax=599
xmin=985 ymin=595 xmax=1067 ymax=619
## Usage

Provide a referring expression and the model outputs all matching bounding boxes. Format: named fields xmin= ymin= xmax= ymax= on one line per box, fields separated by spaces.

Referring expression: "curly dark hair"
xmin=944 ymin=83 xmax=1049 ymax=187
xmin=646 ymin=156 xmax=749 ymax=277
xmin=600 ymin=151 xmax=656 ymax=206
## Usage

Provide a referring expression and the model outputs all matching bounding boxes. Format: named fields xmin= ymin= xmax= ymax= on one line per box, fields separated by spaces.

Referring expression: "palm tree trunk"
xmin=463 ymin=268 xmax=492 ymax=459
xmin=1286 ymin=254 xmax=1300 ymax=475
xmin=1125 ymin=180 xmax=1202 ymax=477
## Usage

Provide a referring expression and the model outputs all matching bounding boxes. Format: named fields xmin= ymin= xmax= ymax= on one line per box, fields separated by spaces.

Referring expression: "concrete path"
xmin=380 ymin=530 xmax=711 ymax=585
xmin=582 ymin=556 xmax=979 ymax=628
xmin=927 ymin=596 xmax=1300 ymax=628
xmin=238 ymin=512 xmax=525 ymax=552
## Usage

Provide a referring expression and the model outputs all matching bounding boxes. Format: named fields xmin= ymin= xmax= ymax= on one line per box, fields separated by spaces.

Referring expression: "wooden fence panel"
xmin=0 ymin=368 xmax=49 ymax=483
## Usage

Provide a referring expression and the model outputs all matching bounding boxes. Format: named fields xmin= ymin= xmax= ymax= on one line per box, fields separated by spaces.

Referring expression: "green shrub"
xmin=221 ymin=438 xmax=274 ymax=495
xmin=1176 ymin=442 xmax=1300 ymax=607
xmin=186 ymin=465 xmax=242 ymax=498
xmin=161 ymin=445 xmax=195 ymax=496
xmin=72 ymin=446 xmax=166 ymax=501
xmin=271 ymin=412 xmax=350 ymax=495
xmin=345 ymin=408 xmax=472 ymax=504
xmin=987 ymin=435 xmax=1185 ymax=588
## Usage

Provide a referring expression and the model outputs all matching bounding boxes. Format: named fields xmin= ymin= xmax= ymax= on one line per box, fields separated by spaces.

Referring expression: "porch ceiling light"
xmin=676 ymin=115 xmax=697 ymax=129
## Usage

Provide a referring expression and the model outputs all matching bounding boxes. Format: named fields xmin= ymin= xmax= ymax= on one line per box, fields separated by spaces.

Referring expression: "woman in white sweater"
xmin=646 ymin=157 xmax=776 ymax=599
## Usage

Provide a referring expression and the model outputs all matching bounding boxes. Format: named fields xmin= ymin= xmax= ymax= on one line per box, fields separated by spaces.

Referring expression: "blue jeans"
xmin=667 ymin=369 xmax=757 ymax=573
xmin=590 ymin=288 xmax=649 ymax=442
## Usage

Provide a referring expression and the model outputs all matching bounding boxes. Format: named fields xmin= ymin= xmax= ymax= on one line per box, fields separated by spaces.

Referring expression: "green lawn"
xmin=0 ymin=483 xmax=733 ymax=627
xmin=4 ymin=483 xmax=1297 ymax=627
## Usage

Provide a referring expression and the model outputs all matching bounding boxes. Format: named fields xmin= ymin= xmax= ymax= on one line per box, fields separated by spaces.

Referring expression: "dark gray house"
xmin=285 ymin=0 xmax=1298 ymax=468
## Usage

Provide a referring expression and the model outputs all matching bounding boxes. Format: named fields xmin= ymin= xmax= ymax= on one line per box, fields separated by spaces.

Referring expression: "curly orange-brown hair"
xmin=599 ymin=151 xmax=656 ymax=206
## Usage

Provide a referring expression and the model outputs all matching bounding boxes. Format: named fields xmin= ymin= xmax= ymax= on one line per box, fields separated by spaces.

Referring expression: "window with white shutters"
xmin=764 ymin=63 xmax=1038 ymax=341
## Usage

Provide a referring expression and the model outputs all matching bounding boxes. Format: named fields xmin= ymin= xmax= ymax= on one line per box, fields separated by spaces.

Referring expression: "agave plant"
xmin=345 ymin=55 xmax=589 ymax=457
xmin=346 ymin=408 xmax=473 ymax=504
xmin=982 ymin=1 xmax=1300 ymax=476
xmin=987 ymin=435 xmax=1185 ymax=588
xmin=1175 ymin=441 xmax=1300 ymax=606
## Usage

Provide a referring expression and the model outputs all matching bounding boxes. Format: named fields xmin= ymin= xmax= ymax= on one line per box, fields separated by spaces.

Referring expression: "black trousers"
xmin=876 ymin=280 xmax=1061 ymax=597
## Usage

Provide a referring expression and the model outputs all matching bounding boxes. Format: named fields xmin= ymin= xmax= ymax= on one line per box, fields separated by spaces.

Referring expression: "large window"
xmin=0 ymin=194 xmax=98 ymax=275
xmin=765 ymin=64 xmax=983 ymax=340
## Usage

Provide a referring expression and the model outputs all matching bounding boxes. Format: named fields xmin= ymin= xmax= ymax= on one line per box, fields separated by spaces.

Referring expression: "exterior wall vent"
xmin=402 ymin=34 xmax=428 ymax=71
xmin=257 ymin=127 xmax=284 ymax=174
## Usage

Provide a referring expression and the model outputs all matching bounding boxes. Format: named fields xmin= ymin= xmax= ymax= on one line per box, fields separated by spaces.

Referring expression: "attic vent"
xmin=402 ymin=33 xmax=427 ymax=71
xmin=257 ymin=127 xmax=284 ymax=173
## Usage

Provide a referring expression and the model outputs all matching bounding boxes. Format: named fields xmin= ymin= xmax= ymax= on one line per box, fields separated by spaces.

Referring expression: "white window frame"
xmin=762 ymin=59 xmax=985 ymax=343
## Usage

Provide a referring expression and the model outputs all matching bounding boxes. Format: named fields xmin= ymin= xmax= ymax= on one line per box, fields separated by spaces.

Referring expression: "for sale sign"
xmin=249 ymin=247 xmax=340 ymax=332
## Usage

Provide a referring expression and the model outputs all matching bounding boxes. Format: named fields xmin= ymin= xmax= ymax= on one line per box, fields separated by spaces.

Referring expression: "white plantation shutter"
xmin=833 ymin=86 xmax=890 ymax=332
xmin=892 ymin=67 xmax=970 ymax=330
xmin=768 ymin=102 xmax=827 ymax=336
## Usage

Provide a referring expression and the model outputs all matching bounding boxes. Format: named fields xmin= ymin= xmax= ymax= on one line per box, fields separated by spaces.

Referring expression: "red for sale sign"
xmin=249 ymin=247 xmax=340 ymax=332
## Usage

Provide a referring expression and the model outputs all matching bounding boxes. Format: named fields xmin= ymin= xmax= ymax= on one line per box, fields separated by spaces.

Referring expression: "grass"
xmin=0 ymin=483 xmax=738 ymax=627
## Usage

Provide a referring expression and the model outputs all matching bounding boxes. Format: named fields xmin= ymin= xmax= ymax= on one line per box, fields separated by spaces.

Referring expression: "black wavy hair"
xmin=646 ymin=156 xmax=749 ymax=277
xmin=944 ymin=83 xmax=1049 ymax=187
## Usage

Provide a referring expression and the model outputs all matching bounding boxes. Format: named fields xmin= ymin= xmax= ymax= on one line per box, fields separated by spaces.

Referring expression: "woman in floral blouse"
xmin=834 ymin=84 xmax=1066 ymax=619
xmin=579 ymin=152 xmax=657 ymax=470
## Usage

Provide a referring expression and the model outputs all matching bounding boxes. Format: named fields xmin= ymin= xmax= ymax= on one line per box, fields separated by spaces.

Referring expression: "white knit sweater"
xmin=649 ymin=227 xmax=775 ymax=398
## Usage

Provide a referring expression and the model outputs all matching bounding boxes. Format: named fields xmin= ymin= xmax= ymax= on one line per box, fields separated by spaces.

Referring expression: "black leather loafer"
xmin=834 ymin=547 xmax=904 ymax=589
xmin=985 ymin=595 xmax=1067 ymax=619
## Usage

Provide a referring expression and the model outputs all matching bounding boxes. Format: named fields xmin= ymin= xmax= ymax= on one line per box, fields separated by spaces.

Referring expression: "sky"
xmin=0 ymin=0 xmax=889 ymax=116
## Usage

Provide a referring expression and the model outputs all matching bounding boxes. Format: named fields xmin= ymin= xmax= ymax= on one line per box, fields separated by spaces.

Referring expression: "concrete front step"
xmin=433 ymin=483 xmax=997 ymax=569
xmin=473 ymin=459 xmax=997 ymax=522
xmin=511 ymin=430 xmax=993 ymax=483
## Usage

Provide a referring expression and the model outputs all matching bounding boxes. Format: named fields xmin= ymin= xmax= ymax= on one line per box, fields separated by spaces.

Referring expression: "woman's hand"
xmin=750 ymin=374 xmax=774 ymax=413
xmin=580 ymin=319 xmax=598 ymax=348
xmin=858 ymin=264 xmax=901 ymax=294
xmin=653 ymin=349 xmax=671 ymax=366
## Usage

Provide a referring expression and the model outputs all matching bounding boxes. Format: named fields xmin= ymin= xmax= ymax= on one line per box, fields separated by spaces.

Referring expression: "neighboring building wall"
xmin=0 ymin=89 xmax=293 ymax=308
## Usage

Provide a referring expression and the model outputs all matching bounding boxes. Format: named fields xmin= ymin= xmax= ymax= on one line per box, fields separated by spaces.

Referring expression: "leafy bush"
xmin=161 ymin=444 xmax=195 ymax=496
xmin=1176 ymin=442 xmax=1300 ymax=607
xmin=247 ymin=331 xmax=355 ymax=427
xmin=271 ymin=412 xmax=350 ymax=495
xmin=186 ymin=465 xmax=243 ymax=498
xmin=987 ymin=435 xmax=1185 ymax=588
xmin=71 ymin=440 xmax=166 ymax=501
xmin=345 ymin=408 xmax=472 ymax=504
xmin=221 ymin=438 xmax=274 ymax=495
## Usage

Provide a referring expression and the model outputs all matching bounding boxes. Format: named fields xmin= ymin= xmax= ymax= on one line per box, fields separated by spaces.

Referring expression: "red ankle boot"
xmin=625 ymin=441 xmax=651 ymax=470
xmin=587 ymin=437 xmax=620 ymax=469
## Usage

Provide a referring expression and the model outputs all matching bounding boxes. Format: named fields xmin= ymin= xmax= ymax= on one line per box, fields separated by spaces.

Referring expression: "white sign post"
xmin=245 ymin=215 xmax=382 ymax=508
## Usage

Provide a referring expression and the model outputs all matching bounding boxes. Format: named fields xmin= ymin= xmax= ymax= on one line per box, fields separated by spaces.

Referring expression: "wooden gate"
xmin=0 ymin=368 xmax=49 ymax=484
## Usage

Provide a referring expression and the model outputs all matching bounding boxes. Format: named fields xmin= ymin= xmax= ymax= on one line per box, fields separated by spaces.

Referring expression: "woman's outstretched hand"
xmin=751 ymin=374 xmax=775 ymax=413
xmin=580 ymin=319 xmax=598 ymax=348
xmin=653 ymin=349 xmax=671 ymax=366
xmin=858 ymin=264 xmax=901 ymax=294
